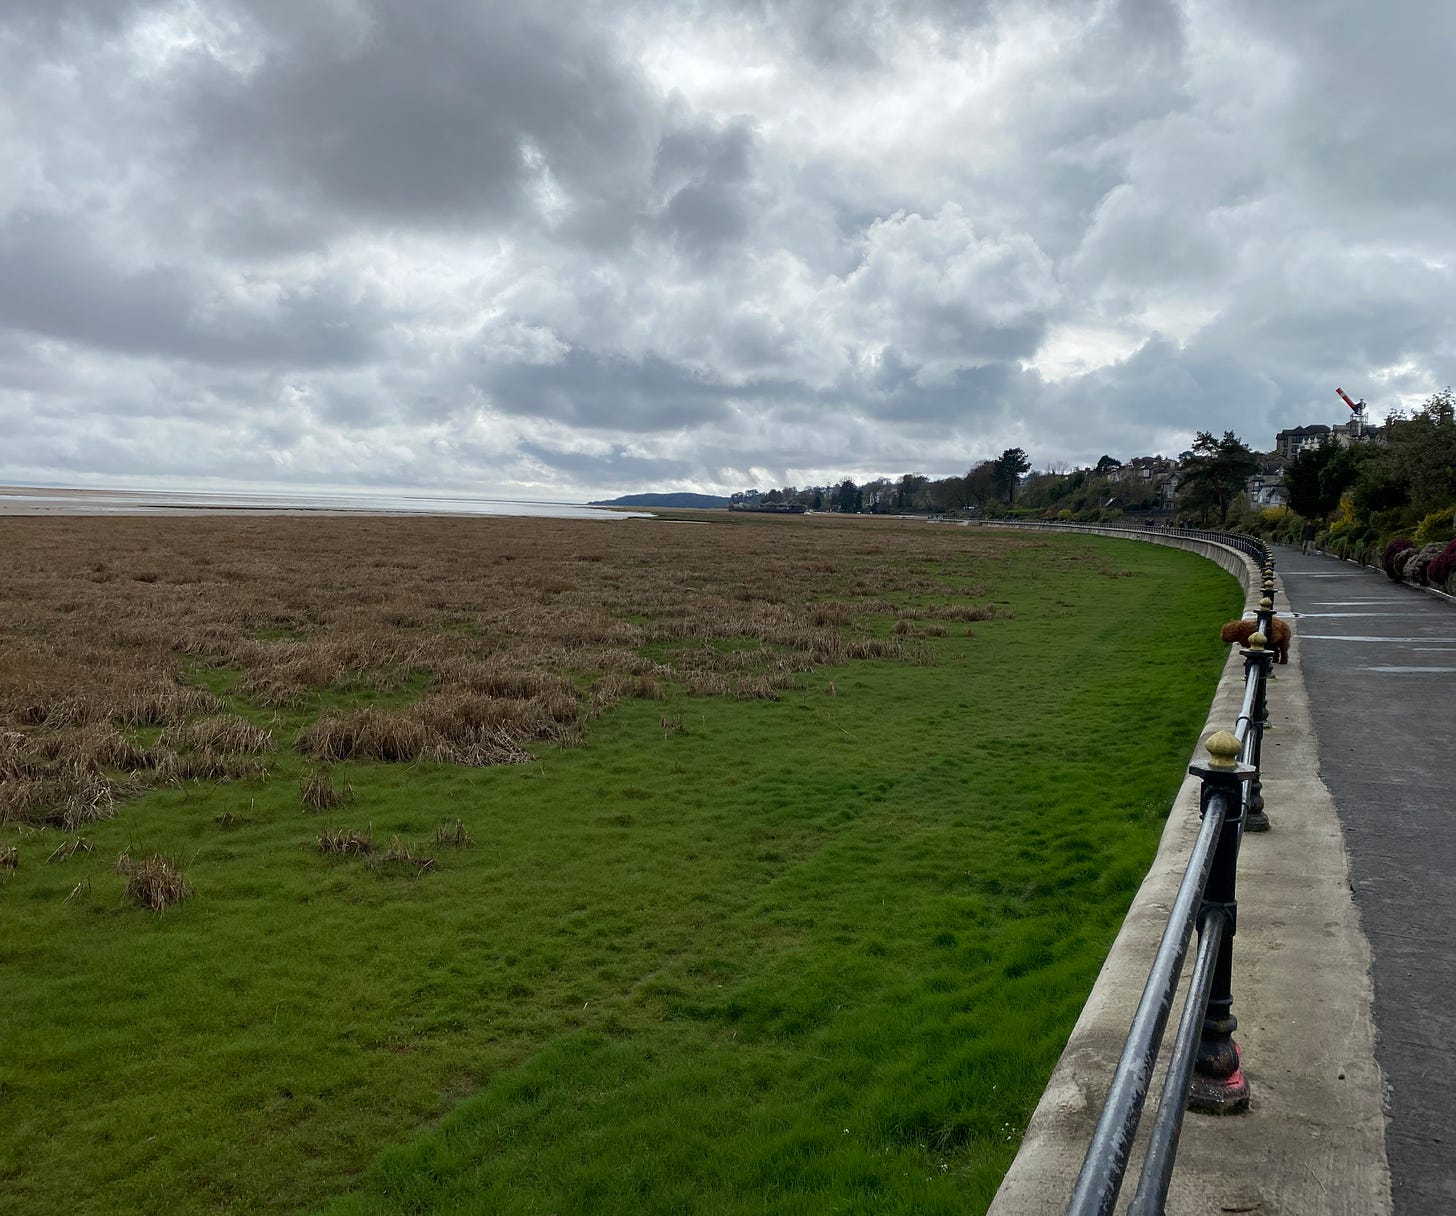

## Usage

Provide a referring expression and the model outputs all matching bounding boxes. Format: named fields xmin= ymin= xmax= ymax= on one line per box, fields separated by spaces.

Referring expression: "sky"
xmin=2 ymin=0 xmax=1453 ymax=502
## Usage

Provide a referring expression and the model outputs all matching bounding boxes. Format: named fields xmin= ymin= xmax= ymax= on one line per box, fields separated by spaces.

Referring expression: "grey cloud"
xmin=515 ymin=441 xmax=701 ymax=488
xmin=677 ymin=0 xmax=996 ymax=71
xmin=0 ymin=213 xmax=379 ymax=365
xmin=0 ymin=0 xmax=156 ymax=45
xmin=480 ymin=349 xmax=742 ymax=432
xmin=654 ymin=116 xmax=759 ymax=258
xmin=179 ymin=2 xmax=660 ymax=232
xmin=1228 ymin=1 xmax=1456 ymax=219
xmin=199 ymin=196 xmax=337 ymax=261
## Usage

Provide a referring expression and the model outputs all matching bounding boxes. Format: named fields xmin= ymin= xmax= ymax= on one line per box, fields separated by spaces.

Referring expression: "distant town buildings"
xmin=1274 ymin=424 xmax=1331 ymax=459
xmin=1247 ymin=455 xmax=1289 ymax=507
xmin=1275 ymin=420 xmax=1384 ymax=460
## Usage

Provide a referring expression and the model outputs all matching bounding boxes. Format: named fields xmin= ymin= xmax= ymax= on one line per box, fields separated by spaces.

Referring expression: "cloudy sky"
xmin=2 ymin=0 xmax=1452 ymax=501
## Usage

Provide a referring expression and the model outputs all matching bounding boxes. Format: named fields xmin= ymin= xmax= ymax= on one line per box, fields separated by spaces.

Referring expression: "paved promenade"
xmin=1276 ymin=548 xmax=1456 ymax=1216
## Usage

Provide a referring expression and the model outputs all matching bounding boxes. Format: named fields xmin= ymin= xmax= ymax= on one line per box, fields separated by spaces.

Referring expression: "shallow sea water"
xmin=0 ymin=487 xmax=648 ymax=520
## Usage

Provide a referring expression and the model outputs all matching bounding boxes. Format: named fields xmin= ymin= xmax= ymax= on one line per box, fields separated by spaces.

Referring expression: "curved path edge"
xmin=983 ymin=528 xmax=1392 ymax=1215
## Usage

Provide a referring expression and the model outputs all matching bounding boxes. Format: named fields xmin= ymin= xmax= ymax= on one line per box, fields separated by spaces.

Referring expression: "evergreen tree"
xmin=1177 ymin=431 xmax=1258 ymax=524
xmin=991 ymin=447 xmax=1031 ymax=503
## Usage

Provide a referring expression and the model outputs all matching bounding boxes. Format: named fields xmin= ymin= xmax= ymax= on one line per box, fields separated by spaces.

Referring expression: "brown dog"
xmin=1220 ymin=616 xmax=1290 ymax=664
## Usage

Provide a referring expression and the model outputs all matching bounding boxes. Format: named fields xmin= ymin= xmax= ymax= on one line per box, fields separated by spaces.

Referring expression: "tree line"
xmin=738 ymin=447 xmax=1034 ymax=515
xmin=736 ymin=388 xmax=1455 ymax=572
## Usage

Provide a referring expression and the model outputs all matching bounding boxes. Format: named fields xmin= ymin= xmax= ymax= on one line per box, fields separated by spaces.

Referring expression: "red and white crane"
xmin=1335 ymin=387 xmax=1367 ymax=437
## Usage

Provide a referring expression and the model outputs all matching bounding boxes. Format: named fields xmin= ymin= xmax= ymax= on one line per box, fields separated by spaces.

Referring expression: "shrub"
xmin=1383 ymin=538 xmax=1414 ymax=581
xmin=1404 ymin=543 xmax=1448 ymax=585
xmin=1414 ymin=507 xmax=1456 ymax=547
xmin=1428 ymin=538 xmax=1456 ymax=590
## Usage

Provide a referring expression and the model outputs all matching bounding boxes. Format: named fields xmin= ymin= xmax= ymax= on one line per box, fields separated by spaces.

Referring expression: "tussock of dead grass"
xmin=299 ymin=767 xmax=350 ymax=811
xmin=845 ymin=637 xmax=903 ymax=660
xmin=591 ymin=673 xmax=662 ymax=706
xmin=316 ymin=825 xmax=374 ymax=856
xmin=808 ymin=602 xmax=855 ymax=627
xmin=434 ymin=818 xmax=474 ymax=848
xmin=0 ymin=843 xmax=17 ymax=871
xmin=368 ymin=835 xmax=437 ymax=876
xmin=0 ymin=762 xmax=117 ymax=830
xmin=160 ymin=714 xmax=276 ymax=755
xmin=297 ymin=708 xmax=429 ymax=764
xmin=114 ymin=849 xmax=193 ymax=912
xmin=148 ymin=748 xmax=267 ymax=785
xmin=733 ymin=672 xmax=795 ymax=700
xmin=75 ymin=724 xmax=149 ymax=770
xmin=941 ymin=603 xmax=999 ymax=622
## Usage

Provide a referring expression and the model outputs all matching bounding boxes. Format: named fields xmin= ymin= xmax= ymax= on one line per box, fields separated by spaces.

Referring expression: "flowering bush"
xmin=1402 ymin=543 xmax=1446 ymax=584
xmin=1383 ymin=537 xmax=1415 ymax=581
xmin=1425 ymin=538 xmax=1456 ymax=590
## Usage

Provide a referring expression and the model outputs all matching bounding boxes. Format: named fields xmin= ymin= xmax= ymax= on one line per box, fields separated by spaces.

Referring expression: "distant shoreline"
xmin=0 ymin=486 xmax=646 ymax=520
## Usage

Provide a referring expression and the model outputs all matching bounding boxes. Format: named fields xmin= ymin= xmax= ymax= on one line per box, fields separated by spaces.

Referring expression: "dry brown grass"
xmin=369 ymin=835 xmax=437 ymax=876
xmin=434 ymin=818 xmax=474 ymax=848
xmin=299 ymin=767 xmax=350 ymax=811
xmin=45 ymin=835 xmax=93 ymax=864
xmin=114 ymin=849 xmax=193 ymax=912
xmin=159 ymin=714 xmax=276 ymax=755
xmin=316 ymin=825 xmax=375 ymax=856
xmin=0 ymin=513 xmax=1032 ymax=825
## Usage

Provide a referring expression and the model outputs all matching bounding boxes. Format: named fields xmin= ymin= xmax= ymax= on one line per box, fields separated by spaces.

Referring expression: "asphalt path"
xmin=1276 ymin=547 xmax=1455 ymax=1216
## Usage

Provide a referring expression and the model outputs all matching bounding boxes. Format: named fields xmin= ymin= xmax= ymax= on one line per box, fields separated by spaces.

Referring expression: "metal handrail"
xmin=1063 ymin=551 xmax=1279 ymax=1214
xmin=1066 ymin=796 xmax=1228 ymax=1214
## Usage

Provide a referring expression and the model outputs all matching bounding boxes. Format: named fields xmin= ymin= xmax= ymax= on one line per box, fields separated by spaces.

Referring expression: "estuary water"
xmin=0 ymin=486 xmax=649 ymax=520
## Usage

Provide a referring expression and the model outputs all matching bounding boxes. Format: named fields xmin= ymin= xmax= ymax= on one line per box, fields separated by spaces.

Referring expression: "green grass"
xmin=0 ymin=535 xmax=1240 ymax=1215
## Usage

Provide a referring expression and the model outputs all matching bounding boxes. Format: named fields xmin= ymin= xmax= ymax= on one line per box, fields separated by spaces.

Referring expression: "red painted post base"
xmin=1188 ymin=1043 xmax=1251 ymax=1115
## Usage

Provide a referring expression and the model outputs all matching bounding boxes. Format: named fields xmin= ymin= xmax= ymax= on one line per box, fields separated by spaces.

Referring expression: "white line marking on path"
xmin=1359 ymin=666 xmax=1456 ymax=673
xmin=1293 ymin=612 xmax=1433 ymax=618
xmin=1299 ymin=635 xmax=1456 ymax=643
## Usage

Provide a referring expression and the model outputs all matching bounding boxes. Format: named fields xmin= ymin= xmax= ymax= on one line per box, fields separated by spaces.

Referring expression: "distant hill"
xmin=588 ymin=492 xmax=730 ymax=509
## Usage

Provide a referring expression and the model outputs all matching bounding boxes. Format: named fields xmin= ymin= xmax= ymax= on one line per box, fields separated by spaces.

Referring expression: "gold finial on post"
xmin=1248 ymin=631 xmax=1267 ymax=652
xmin=1204 ymin=730 xmax=1241 ymax=769
xmin=1259 ymin=596 xmax=1273 ymax=611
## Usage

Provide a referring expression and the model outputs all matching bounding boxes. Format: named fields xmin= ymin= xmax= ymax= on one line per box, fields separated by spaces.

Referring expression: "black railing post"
xmin=1254 ymin=594 xmax=1273 ymax=641
xmin=1241 ymin=631 xmax=1273 ymax=833
xmin=1186 ymin=730 xmax=1253 ymax=1115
